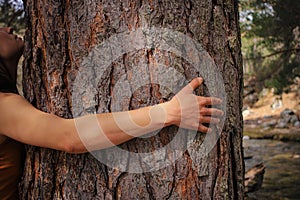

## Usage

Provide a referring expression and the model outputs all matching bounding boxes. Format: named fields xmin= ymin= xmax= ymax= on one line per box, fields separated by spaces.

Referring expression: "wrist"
xmin=158 ymin=101 xmax=178 ymax=127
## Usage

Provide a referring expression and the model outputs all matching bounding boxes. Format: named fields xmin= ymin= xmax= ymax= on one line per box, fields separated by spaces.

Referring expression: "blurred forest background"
xmin=0 ymin=0 xmax=24 ymax=31
xmin=240 ymin=0 xmax=300 ymax=95
xmin=1 ymin=0 xmax=300 ymax=198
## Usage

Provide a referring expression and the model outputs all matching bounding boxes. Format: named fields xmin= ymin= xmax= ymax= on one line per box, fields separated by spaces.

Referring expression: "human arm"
xmin=0 ymin=78 xmax=223 ymax=153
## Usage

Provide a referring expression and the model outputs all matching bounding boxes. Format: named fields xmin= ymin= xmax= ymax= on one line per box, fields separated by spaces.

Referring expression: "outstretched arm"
xmin=0 ymin=78 xmax=223 ymax=153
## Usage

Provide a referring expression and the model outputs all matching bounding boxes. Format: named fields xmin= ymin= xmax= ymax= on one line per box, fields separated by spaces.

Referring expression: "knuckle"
xmin=207 ymin=117 xmax=213 ymax=123
xmin=199 ymin=125 xmax=208 ymax=133
xmin=199 ymin=107 xmax=207 ymax=114
xmin=199 ymin=116 xmax=203 ymax=121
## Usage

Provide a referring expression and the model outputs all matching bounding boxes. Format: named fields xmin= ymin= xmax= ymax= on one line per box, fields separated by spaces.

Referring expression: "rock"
xmin=243 ymin=135 xmax=250 ymax=140
xmin=282 ymin=116 xmax=293 ymax=124
xmin=294 ymin=121 xmax=300 ymax=128
xmin=259 ymin=88 xmax=269 ymax=98
xmin=271 ymin=97 xmax=283 ymax=110
xmin=290 ymin=115 xmax=299 ymax=124
xmin=245 ymin=163 xmax=266 ymax=193
xmin=262 ymin=119 xmax=277 ymax=128
xmin=280 ymin=109 xmax=296 ymax=124
xmin=275 ymin=120 xmax=288 ymax=128
xmin=261 ymin=126 xmax=271 ymax=132
xmin=293 ymin=154 xmax=300 ymax=159
xmin=263 ymin=115 xmax=273 ymax=119
xmin=244 ymin=93 xmax=259 ymax=106
xmin=242 ymin=109 xmax=251 ymax=117
xmin=280 ymin=108 xmax=295 ymax=118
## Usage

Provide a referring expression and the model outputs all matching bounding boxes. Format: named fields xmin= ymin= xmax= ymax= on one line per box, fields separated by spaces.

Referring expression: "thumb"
xmin=188 ymin=77 xmax=203 ymax=91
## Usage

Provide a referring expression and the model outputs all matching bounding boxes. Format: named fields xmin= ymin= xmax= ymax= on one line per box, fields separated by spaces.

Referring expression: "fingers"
xmin=198 ymin=106 xmax=224 ymax=133
xmin=200 ymin=116 xmax=220 ymax=124
xmin=198 ymin=124 xmax=211 ymax=133
xmin=197 ymin=115 xmax=221 ymax=133
xmin=199 ymin=96 xmax=222 ymax=106
xmin=200 ymin=107 xmax=224 ymax=117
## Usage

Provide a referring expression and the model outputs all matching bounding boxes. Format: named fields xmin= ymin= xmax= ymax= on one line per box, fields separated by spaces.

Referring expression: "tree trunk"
xmin=20 ymin=0 xmax=244 ymax=199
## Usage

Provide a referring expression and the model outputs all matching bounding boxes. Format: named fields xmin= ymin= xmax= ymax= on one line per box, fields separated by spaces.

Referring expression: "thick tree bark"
xmin=20 ymin=0 xmax=244 ymax=199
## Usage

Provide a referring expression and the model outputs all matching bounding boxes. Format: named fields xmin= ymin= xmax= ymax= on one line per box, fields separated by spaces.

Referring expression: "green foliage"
xmin=0 ymin=0 xmax=24 ymax=32
xmin=265 ymin=61 xmax=297 ymax=94
xmin=240 ymin=0 xmax=300 ymax=94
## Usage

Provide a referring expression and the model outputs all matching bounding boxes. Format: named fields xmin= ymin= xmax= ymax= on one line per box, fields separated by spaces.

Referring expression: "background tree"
xmin=240 ymin=0 xmax=300 ymax=94
xmin=0 ymin=0 xmax=25 ymax=93
xmin=20 ymin=0 xmax=244 ymax=199
xmin=0 ymin=0 xmax=25 ymax=31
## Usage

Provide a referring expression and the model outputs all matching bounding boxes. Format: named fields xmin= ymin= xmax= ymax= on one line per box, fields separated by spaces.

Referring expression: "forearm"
xmin=67 ymin=102 xmax=173 ymax=153
xmin=0 ymin=93 xmax=174 ymax=153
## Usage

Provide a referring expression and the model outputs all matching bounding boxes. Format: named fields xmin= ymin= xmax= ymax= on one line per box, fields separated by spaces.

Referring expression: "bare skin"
xmin=0 ymin=27 xmax=224 ymax=153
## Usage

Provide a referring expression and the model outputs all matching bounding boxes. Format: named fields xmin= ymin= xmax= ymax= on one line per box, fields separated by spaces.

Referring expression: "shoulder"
xmin=0 ymin=93 xmax=19 ymax=138
xmin=0 ymin=92 xmax=33 ymax=136
xmin=0 ymin=92 xmax=29 ymax=117
xmin=0 ymin=92 xmax=21 ymax=102
xmin=0 ymin=92 xmax=35 ymax=121
xmin=0 ymin=92 xmax=29 ymax=108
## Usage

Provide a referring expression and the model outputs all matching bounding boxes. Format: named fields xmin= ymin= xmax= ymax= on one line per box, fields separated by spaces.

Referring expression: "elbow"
xmin=60 ymin=121 xmax=88 ymax=154
xmin=62 ymin=138 xmax=87 ymax=154
xmin=62 ymin=141 xmax=79 ymax=154
xmin=62 ymin=141 xmax=88 ymax=154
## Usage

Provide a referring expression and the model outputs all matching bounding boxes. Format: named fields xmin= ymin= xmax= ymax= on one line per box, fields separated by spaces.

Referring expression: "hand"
xmin=164 ymin=77 xmax=224 ymax=133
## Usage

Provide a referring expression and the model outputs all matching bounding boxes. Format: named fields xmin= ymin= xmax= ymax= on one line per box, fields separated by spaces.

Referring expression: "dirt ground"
xmin=243 ymin=87 xmax=300 ymax=121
